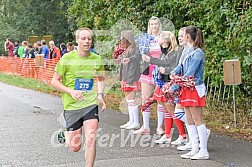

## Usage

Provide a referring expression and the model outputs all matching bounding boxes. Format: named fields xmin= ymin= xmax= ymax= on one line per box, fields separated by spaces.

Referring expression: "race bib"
xmin=74 ymin=78 xmax=94 ymax=91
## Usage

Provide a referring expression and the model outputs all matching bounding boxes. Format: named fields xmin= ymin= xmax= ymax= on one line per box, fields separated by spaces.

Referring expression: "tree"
xmin=0 ymin=0 xmax=74 ymax=49
xmin=68 ymin=0 xmax=252 ymax=113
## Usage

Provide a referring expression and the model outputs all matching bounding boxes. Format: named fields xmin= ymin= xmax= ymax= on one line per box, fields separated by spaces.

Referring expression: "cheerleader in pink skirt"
xmin=134 ymin=16 xmax=165 ymax=135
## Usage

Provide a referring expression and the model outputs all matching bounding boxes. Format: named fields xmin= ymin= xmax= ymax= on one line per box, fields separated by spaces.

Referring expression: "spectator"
xmin=90 ymin=43 xmax=98 ymax=54
xmin=66 ymin=42 xmax=75 ymax=52
xmin=14 ymin=41 xmax=20 ymax=57
xmin=33 ymin=42 xmax=38 ymax=54
xmin=60 ymin=43 xmax=67 ymax=57
xmin=22 ymin=41 xmax=28 ymax=58
xmin=134 ymin=16 xmax=164 ymax=135
xmin=49 ymin=40 xmax=60 ymax=60
xmin=4 ymin=38 xmax=14 ymax=57
xmin=18 ymin=41 xmax=24 ymax=59
xmin=170 ymin=26 xmax=209 ymax=160
xmin=36 ymin=41 xmax=42 ymax=54
xmin=27 ymin=44 xmax=35 ymax=58
xmin=41 ymin=40 xmax=49 ymax=59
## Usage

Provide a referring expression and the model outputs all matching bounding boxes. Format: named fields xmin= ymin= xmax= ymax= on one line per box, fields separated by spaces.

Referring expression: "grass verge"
xmin=0 ymin=72 xmax=59 ymax=95
xmin=1 ymin=72 xmax=251 ymax=142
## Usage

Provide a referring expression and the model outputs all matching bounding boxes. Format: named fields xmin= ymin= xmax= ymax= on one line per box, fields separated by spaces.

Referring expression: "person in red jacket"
xmin=49 ymin=40 xmax=61 ymax=60
xmin=5 ymin=38 xmax=14 ymax=57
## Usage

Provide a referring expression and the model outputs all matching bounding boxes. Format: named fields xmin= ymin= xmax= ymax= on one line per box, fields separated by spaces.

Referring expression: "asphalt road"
xmin=0 ymin=82 xmax=251 ymax=167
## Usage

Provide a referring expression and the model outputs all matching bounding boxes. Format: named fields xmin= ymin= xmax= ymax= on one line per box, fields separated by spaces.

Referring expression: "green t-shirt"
xmin=55 ymin=50 xmax=104 ymax=110
xmin=18 ymin=46 xmax=24 ymax=59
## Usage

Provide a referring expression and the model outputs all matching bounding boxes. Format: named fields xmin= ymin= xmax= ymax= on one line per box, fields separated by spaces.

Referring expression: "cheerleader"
xmin=118 ymin=30 xmax=141 ymax=129
xmin=142 ymin=31 xmax=187 ymax=144
xmin=170 ymin=26 xmax=210 ymax=160
xmin=134 ymin=16 xmax=165 ymax=135
xmin=158 ymin=27 xmax=192 ymax=147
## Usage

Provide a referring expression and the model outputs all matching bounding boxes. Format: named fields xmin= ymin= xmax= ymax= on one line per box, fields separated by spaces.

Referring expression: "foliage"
xmin=68 ymin=0 xmax=251 ymax=110
xmin=19 ymin=0 xmax=73 ymax=45
xmin=0 ymin=17 xmax=20 ymax=55
xmin=0 ymin=0 xmax=251 ymax=114
xmin=0 ymin=0 xmax=74 ymax=55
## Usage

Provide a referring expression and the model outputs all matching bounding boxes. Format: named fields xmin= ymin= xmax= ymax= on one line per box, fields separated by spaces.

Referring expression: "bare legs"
xmin=182 ymin=107 xmax=209 ymax=159
xmin=64 ymin=119 xmax=98 ymax=167
xmin=140 ymin=82 xmax=154 ymax=129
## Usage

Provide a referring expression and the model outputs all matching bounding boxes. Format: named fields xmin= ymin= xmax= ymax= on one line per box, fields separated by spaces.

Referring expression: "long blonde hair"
xmin=160 ymin=31 xmax=178 ymax=52
xmin=147 ymin=16 xmax=162 ymax=35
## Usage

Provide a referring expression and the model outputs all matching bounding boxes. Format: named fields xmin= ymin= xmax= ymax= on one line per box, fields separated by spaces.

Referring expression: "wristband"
xmin=97 ymin=93 xmax=104 ymax=97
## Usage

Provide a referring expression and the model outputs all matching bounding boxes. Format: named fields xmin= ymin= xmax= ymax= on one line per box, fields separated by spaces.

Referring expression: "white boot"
xmin=190 ymin=124 xmax=209 ymax=160
xmin=120 ymin=122 xmax=132 ymax=129
xmin=120 ymin=99 xmax=135 ymax=129
xmin=177 ymin=141 xmax=192 ymax=151
xmin=154 ymin=134 xmax=171 ymax=144
xmin=181 ymin=125 xmax=199 ymax=159
xmin=171 ymin=135 xmax=186 ymax=145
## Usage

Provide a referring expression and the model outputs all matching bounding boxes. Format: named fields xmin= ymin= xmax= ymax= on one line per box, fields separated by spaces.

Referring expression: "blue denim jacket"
xmin=171 ymin=47 xmax=205 ymax=92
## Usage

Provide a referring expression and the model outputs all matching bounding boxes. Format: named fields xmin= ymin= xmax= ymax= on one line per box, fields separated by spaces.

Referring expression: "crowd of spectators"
xmin=4 ymin=38 xmax=76 ymax=61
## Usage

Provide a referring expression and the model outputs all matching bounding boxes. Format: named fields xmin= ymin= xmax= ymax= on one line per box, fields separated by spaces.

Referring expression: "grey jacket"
xmin=149 ymin=46 xmax=183 ymax=74
xmin=164 ymin=46 xmax=183 ymax=75
xmin=149 ymin=48 xmax=176 ymax=82
xmin=119 ymin=47 xmax=141 ymax=85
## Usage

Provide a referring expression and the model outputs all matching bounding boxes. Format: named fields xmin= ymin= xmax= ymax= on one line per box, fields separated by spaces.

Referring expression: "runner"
xmin=51 ymin=27 xmax=106 ymax=167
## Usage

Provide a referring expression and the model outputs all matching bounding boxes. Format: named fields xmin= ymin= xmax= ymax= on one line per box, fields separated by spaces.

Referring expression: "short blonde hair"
xmin=75 ymin=27 xmax=93 ymax=38
xmin=147 ymin=16 xmax=162 ymax=35
xmin=160 ymin=31 xmax=178 ymax=52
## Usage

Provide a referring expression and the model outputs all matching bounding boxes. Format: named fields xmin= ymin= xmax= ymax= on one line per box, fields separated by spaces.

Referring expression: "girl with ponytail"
xmin=169 ymin=26 xmax=210 ymax=160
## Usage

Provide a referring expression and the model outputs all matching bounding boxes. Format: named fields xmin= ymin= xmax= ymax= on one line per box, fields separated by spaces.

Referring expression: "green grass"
xmin=106 ymin=86 xmax=124 ymax=96
xmin=1 ymin=72 xmax=251 ymax=141
xmin=0 ymin=72 xmax=58 ymax=94
xmin=0 ymin=72 xmax=125 ymax=97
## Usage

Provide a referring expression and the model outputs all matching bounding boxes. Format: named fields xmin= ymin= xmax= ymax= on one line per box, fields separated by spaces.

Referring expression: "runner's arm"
xmin=97 ymin=75 xmax=105 ymax=95
xmin=97 ymin=75 xmax=106 ymax=111
xmin=51 ymin=72 xmax=83 ymax=100
xmin=51 ymin=72 xmax=72 ymax=94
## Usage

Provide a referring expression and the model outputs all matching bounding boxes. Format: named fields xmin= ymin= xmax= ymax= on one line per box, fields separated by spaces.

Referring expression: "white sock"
xmin=174 ymin=108 xmax=187 ymax=124
xmin=188 ymin=125 xmax=199 ymax=153
xmin=185 ymin=123 xmax=190 ymax=144
xmin=157 ymin=104 xmax=164 ymax=127
xmin=142 ymin=108 xmax=151 ymax=129
xmin=197 ymin=124 xmax=208 ymax=154
xmin=126 ymin=99 xmax=134 ymax=124
xmin=127 ymin=100 xmax=139 ymax=125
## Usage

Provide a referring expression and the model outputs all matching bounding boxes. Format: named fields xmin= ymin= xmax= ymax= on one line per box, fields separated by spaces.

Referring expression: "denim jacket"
xmin=170 ymin=47 xmax=205 ymax=92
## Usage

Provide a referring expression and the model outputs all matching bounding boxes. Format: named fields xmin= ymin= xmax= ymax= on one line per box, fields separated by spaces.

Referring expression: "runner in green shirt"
xmin=51 ymin=27 xmax=106 ymax=167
